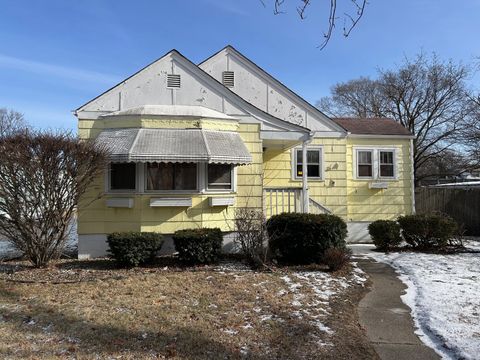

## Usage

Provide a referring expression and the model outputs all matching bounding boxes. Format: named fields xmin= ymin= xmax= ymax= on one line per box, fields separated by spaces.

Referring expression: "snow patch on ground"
xmin=365 ymin=241 xmax=480 ymax=360
xmin=280 ymin=265 xmax=368 ymax=339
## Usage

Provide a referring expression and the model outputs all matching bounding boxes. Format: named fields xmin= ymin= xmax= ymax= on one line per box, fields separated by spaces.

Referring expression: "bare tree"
xmin=0 ymin=108 xmax=28 ymax=137
xmin=317 ymin=77 xmax=386 ymax=117
xmin=461 ymin=94 xmax=480 ymax=167
xmin=0 ymin=131 xmax=108 ymax=267
xmin=260 ymin=0 xmax=367 ymax=49
xmin=317 ymin=53 xmax=478 ymax=183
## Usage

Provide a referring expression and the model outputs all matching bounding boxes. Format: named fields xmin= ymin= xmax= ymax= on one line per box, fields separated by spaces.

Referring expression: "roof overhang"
xmin=100 ymin=105 xmax=237 ymax=121
xmin=96 ymin=128 xmax=252 ymax=164
xmin=347 ymin=133 xmax=416 ymax=139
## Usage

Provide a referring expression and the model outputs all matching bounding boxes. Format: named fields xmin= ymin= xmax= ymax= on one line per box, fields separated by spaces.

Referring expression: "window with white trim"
xmin=379 ymin=150 xmax=395 ymax=178
xmin=357 ymin=150 xmax=373 ymax=178
xmin=355 ymin=148 xmax=396 ymax=180
xmin=207 ymin=164 xmax=233 ymax=190
xmin=294 ymin=148 xmax=322 ymax=179
xmin=146 ymin=163 xmax=197 ymax=191
xmin=110 ymin=163 xmax=136 ymax=191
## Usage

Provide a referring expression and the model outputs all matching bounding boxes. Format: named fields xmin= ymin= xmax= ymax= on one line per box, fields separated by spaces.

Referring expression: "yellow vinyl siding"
xmin=262 ymin=136 xmax=413 ymax=222
xmin=78 ymin=119 xmax=263 ymax=236
xmin=79 ymin=114 xmax=414 ymax=238
xmin=346 ymin=138 xmax=413 ymax=221
xmin=263 ymin=138 xmax=348 ymax=218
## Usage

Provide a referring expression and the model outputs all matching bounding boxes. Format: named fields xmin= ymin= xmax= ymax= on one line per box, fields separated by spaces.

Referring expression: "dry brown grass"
xmin=0 ymin=258 xmax=378 ymax=359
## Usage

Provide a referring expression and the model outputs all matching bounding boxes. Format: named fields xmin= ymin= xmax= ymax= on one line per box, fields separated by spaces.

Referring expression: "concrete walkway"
xmin=355 ymin=257 xmax=440 ymax=360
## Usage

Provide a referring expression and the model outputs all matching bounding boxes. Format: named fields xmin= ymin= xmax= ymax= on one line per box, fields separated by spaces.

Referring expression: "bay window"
xmin=146 ymin=163 xmax=197 ymax=191
xmin=107 ymin=162 xmax=237 ymax=193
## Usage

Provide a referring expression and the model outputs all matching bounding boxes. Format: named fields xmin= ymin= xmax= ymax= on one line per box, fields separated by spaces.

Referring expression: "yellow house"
xmin=75 ymin=46 xmax=415 ymax=258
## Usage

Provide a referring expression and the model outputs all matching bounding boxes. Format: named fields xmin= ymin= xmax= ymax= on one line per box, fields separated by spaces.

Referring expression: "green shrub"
xmin=107 ymin=232 xmax=163 ymax=267
xmin=173 ymin=228 xmax=223 ymax=264
xmin=397 ymin=214 xmax=458 ymax=249
xmin=368 ymin=220 xmax=402 ymax=250
xmin=266 ymin=213 xmax=347 ymax=264
xmin=323 ymin=247 xmax=351 ymax=271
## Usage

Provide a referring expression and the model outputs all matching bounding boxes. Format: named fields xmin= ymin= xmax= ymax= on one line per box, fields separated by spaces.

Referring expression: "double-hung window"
xmin=379 ymin=150 xmax=395 ymax=178
xmin=357 ymin=150 xmax=373 ymax=178
xmin=110 ymin=163 xmax=136 ymax=191
xmin=146 ymin=163 xmax=197 ymax=191
xmin=294 ymin=148 xmax=322 ymax=179
xmin=207 ymin=164 xmax=233 ymax=190
xmin=355 ymin=148 xmax=396 ymax=179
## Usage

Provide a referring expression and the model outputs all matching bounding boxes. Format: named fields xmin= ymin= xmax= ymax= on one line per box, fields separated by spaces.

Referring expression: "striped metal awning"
xmin=96 ymin=128 xmax=252 ymax=164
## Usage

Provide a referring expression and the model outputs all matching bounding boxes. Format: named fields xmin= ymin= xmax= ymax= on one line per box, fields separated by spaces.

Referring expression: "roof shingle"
xmin=332 ymin=118 xmax=412 ymax=136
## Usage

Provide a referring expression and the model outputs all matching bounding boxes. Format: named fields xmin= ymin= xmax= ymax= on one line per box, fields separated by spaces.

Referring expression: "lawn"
xmin=365 ymin=240 xmax=480 ymax=360
xmin=0 ymin=258 xmax=377 ymax=359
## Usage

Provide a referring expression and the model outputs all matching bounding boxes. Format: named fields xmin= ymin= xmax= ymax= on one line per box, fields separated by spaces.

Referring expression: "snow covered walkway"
xmin=357 ymin=242 xmax=480 ymax=360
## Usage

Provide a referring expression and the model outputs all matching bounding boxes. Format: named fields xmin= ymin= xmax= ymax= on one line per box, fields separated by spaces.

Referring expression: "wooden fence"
xmin=415 ymin=187 xmax=480 ymax=236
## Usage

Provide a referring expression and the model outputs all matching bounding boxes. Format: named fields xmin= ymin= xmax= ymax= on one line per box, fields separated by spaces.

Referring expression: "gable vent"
xmin=222 ymin=71 xmax=235 ymax=88
xmin=167 ymin=74 xmax=181 ymax=88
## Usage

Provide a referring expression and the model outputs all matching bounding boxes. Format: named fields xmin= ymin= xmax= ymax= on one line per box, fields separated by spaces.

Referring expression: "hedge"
xmin=266 ymin=213 xmax=347 ymax=264
xmin=397 ymin=214 xmax=458 ymax=249
xmin=107 ymin=232 xmax=163 ymax=267
xmin=173 ymin=228 xmax=223 ymax=264
xmin=368 ymin=220 xmax=402 ymax=250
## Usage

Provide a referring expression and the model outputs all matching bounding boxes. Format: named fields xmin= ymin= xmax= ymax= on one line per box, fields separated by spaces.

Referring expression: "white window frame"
xmin=291 ymin=146 xmax=324 ymax=181
xmin=205 ymin=163 xmax=235 ymax=192
xmin=378 ymin=149 xmax=396 ymax=179
xmin=105 ymin=162 xmax=237 ymax=195
xmin=143 ymin=163 xmax=200 ymax=194
xmin=353 ymin=147 xmax=397 ymax=180
xmin=106 ymin=162 xmax=140 ymax=193
xmin=355 ymin=149 xmax=374 ymax=179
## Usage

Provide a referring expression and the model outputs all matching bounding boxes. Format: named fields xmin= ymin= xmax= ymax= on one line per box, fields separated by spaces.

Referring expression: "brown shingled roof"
xmin=332 ymin=118 xmax=413 ymax=136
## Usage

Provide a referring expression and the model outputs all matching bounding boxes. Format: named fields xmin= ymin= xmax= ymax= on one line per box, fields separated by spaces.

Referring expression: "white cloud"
xmin=0 ymin=53 xmax=119 ymax=85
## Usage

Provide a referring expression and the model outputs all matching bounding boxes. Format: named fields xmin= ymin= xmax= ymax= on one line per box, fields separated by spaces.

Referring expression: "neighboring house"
xmin=75 ymin=45 xmax=415 ymax=258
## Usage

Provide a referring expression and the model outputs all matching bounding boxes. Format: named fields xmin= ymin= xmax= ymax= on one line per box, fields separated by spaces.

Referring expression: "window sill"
xmin=203 ymin=190 xmax=236 ymax=195
xmin=354 ymin=178 xmax=398 ymax=181
xmin=105 ymin=191 xmax=237 ymax=196
xmin=150 ymin=197 xmax=193 ymax=207
xmin=291 ymin=178 xmax=324 ymax=182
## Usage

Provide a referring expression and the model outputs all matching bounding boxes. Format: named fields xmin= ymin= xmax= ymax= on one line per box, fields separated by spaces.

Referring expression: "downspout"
xmin=410 ymin=138 xmax=416 ymax=214
xmin=301 ymin=133 xmax=313 ymax=213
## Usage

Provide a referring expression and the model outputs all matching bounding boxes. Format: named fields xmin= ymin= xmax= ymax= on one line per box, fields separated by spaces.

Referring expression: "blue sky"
xmin=1 ymin=0 xmax=479 ymax=131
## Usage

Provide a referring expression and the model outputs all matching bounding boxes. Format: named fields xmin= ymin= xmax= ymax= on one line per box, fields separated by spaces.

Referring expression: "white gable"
xmin=78 ymin=52 xmax=240 ymax=116
xmin=199 ymin=46 xmax=345 ymax=134
xmin=76 ymin=51 xmax=307 ymax=133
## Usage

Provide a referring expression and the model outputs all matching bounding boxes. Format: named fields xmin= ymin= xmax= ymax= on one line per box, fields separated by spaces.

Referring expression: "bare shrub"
xmin=0 ymin=131 xmax=108 ymax=267
xmin=234 ymin=207 xmax=268 ymax=268
xmin=323 ymin=248 xmax=351 ymax=271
